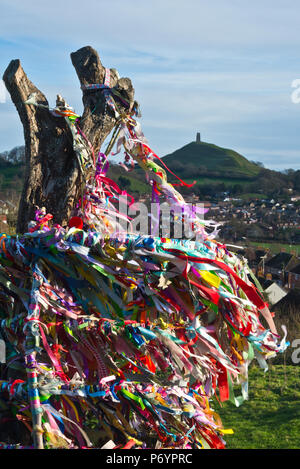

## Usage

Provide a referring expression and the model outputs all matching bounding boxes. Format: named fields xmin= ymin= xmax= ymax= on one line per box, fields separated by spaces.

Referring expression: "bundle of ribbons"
xmin=0 ymin=72 xmax=287 ymax=449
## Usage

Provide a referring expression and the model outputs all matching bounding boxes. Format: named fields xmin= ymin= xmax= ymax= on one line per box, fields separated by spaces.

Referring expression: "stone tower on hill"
xmin=196 ymin=132 xmax=201 ymax=143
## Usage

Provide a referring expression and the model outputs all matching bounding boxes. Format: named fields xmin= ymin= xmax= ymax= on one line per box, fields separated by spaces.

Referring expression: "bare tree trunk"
xmin=3 ymin=46 xmax=135 ymax=233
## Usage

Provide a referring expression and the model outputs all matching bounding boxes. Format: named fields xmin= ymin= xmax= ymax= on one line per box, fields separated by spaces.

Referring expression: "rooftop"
xmin=265 ymin=252 xmax=294 ymax=269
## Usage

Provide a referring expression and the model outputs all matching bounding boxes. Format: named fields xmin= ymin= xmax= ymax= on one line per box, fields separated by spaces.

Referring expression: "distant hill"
xmin=0 ymin=141 xmax=299 ymax=198
xmin=162 ymin=141 xmax=261 ymax=181
xmin=0 ymin=147 xmax=25 ymax=193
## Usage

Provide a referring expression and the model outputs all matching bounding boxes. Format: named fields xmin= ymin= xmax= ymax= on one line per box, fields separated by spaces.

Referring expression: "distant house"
xmin=288 ymin=263 xmax=300 ymax=289
xmin=264 ymin=282 xmax=287 ymax=305
xmin=264 ymin=252 xmax=300 ymax=287
xmin=245 ymin=248 xmax=271 ymax=276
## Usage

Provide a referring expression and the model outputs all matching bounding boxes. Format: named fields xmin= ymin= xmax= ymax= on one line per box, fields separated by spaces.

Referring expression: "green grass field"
xmin=183 ymin=177 xmax=253 ymax=187
xmin=249 ymin=241 xmax=300 ymax=255
xmin=215 ymin=365 xmax=300 ymax=449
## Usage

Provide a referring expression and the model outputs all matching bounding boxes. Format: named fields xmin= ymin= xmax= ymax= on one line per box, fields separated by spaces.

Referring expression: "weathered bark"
xmin=3 ymin=46 xmax=135 ymax=233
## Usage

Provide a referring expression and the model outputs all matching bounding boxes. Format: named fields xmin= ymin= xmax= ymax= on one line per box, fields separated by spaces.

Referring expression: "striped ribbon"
xmin=81 ymin=68 xmax=119 ymax=116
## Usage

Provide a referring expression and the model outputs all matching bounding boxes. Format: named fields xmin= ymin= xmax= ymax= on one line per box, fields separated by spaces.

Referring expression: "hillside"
xmin=0 ymin=151 xmax=25 ymax=193
xmin=162 ymin=141 xmax=261 ymax=181
xmin=0 ymin=142 xmax=298 ymax=199
xmin=107 ymin=163 xmax=150 ymax=195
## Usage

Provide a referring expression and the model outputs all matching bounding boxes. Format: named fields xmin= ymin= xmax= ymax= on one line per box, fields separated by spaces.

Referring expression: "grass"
xmin=107 ymin=164 xmax=150 ymax=194
xmin=183 ymin=177 xmax=252 ymax=187
xmin=215 ymin=365 xmax=300 ymax=449
xmin=249 ymin=241 xmax=300 ymax=255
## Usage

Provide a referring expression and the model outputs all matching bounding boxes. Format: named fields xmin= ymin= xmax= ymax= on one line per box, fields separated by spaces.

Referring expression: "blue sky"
xmin=1 ymin=0 xmax=300 ymax=170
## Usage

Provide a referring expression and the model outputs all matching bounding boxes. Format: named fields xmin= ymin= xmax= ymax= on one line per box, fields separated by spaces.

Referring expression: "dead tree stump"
xmin=3 ymin=46 xmax=135 ymax=233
